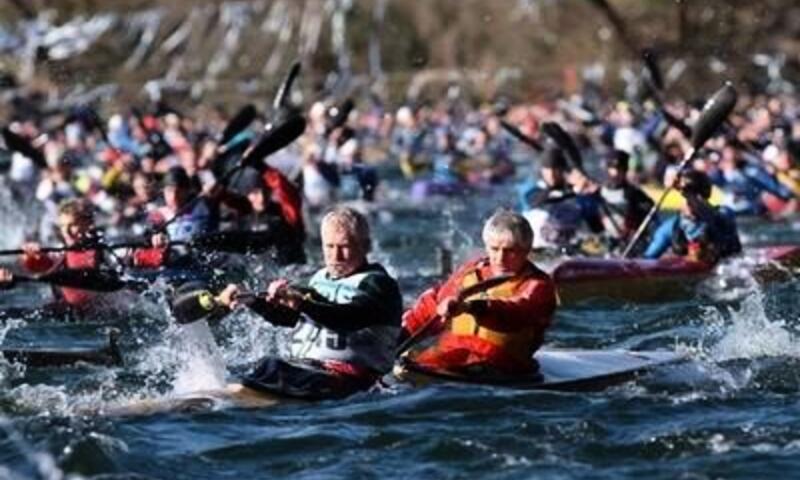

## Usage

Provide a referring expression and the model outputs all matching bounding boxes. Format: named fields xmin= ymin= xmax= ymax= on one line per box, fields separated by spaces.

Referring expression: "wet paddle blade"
xmin=273 ymin=61 xmax=301 ymax=111
xmin=1 ymin=127 xmax=47 ymax=169
xmin=642 ymin=48 xmax=664 ymax=92
xmin=500 ymin=120 xmax=543 ymax=151
xmin=691 ymin=82 xmax=738 ymax=149
xmin=219 ymin=104 xmax=257 ymax=146
xmin=242 ymin=115 xmax=307 ymax=168
xmin=172 ymin=289 xmax=219 ymax=325
xmin=541 ymin=122 xmax=583 ymax=172
xmin=325 ymin=98 xmax=354 ymax=135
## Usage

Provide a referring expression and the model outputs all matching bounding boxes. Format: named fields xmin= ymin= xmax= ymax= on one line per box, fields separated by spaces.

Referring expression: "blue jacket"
xmin=643 ymin=207 xmax=741 ymax=260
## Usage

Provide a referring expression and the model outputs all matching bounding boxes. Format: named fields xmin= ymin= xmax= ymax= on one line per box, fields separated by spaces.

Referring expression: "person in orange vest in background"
xmin=400 ymin=208 xmax=557 ymax=377
xmin=0 ymin=198 xmax=115 ymax=314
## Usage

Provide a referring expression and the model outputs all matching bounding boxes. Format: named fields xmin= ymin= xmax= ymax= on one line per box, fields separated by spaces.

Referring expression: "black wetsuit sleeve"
xmin=246 ymin=298 xmax=300 ymax=327
xmin=298 ymin=271 xmax=402 ymax=333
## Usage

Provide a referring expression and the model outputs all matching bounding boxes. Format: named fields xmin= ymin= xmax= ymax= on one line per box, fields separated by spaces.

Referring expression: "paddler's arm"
xmin=642 ymin=216 xmax=677 ymax=259
xmin=19 ymin=242 xmax=58 ymax=273
xmin=401 ymin=286 xmax=441 ymax=338
xmin=209 ymin=283 xmax=299 ymax=327
xmin=245 ymin=297 xmax=300 ymax=327
xmin=129 ymin=233 xmax=170 ymax=268
xmin=464 ymin=277 xmax=557 ymax=330
xmin=746 ymin=164 xmax=795 ymax=200
xmin=258 ymin=165 xmax=304 ymax=234
xmin=295 ymin=275 xmax=401 ymax=332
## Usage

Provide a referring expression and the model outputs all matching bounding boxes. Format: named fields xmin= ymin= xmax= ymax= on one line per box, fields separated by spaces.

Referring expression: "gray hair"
xmin=321 ymin=206 xmax=371 ymax=250
xmin=481 ymin=208 xmax=533 ymax=249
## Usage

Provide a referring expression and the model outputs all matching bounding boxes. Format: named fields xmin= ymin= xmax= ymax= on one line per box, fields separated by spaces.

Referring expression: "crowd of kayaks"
xmin=2 ymin=216 xmax=799 ymax=417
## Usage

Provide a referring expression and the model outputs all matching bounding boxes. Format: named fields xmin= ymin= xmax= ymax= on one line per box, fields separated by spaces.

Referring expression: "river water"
xmin=1 ymin=172 xmax=800 ymax=480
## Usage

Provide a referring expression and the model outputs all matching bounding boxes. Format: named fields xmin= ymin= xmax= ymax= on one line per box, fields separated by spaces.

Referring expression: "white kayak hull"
xmin=392 ymin=348 xmax=685 ymax=392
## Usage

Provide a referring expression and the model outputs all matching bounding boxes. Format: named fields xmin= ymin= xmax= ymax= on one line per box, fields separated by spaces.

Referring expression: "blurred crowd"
xmin=1 ymin=86 xmax=799 ymax=251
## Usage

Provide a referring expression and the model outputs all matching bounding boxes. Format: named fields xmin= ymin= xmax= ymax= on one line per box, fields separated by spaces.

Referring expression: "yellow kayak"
xmin=642 ymin=184 xmax=724 ymax=210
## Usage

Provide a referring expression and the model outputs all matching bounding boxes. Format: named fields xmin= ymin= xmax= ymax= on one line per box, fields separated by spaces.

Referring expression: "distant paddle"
xmin=621 ymin=82 xmax=738 ymax=258
xmin=500 ymin=120 xmax=543 ymax=152
xmin=0 ymin=229 xmax=286 ymax=257
xmin=540 ymin=121 xmax=623 ymax=237
xmin=219 ymin=104 xmax=257 ymax=147
xmin=324 ymin=98 xmax=354 ymax=136
xmin=640 ymin=49 xmax=692 ymax=138
xmin=158 ymin=114 xmax=306 ymax=234
xmin=273 ymin=60 xmax=301 ymax=112
xmin=1 ymin=127 xmax=47 ymax=169
xmin=3 ymin=269 xmax=139 ymax=292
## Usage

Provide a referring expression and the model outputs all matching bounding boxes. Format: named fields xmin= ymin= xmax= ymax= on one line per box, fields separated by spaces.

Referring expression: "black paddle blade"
xmin=540 ymin=122 xmax=583 ymax=171
xmin=691 ymin=82 xmax=738 ymax=150
xmin=242 ymin=115 xmax=306 ymax=168
xmin=172 ymin=289 xmax=219 ymax=324
xmin=273 ymin=61 xmax=302 ymax=111
xmin=1 ymin=127 xmax=47 ymax=169
xmin=662 ymin=109 xmax=693 ymax=139
xmin=325 ymin=98 xmax=354 ymax=135
xmin=220 ymin=104 xmax=257 ymax=146
xmin=31 ymin=269 xmax=132 ymax=292
xmin=641 ymin=48 xmax=664 ymax=92
xmin=500 ymin=120 xmax=543 ymax=151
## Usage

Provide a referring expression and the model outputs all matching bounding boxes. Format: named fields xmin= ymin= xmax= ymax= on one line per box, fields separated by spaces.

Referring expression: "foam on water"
xmin=698 ymin=256 xmax=761 ymax=302
xmin=0 ymin=318 xmax=27 ymax=385
xmin=216 ymin=308 xmax=284 ymax=366
xmin=171 ymin=321 xmax=228 ymax=393
xmin=703 ymin=290 xmax=800 ymax=361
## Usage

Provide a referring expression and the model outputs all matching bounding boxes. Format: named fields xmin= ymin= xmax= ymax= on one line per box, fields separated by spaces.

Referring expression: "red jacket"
xmin=22 ymin=249 xmax=100 ymax=307
xmin=262 ymin=167 xmax=304 ymax=235
xmin=402 ymin=257 xmax=557 ymax=374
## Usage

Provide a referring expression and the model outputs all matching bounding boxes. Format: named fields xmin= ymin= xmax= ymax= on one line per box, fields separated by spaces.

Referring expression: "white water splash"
xmin=0 ymin=318 xmax=27 ymax=385
xmin=171 ymin=321 xmax=228 ymax=393
xmin=699 ymin=290 xmax=800 ymax=361
xmin=217 ymin=308 xmax=284 ymax=366
xmin=698 ymin=256 xmax=760 ymax=302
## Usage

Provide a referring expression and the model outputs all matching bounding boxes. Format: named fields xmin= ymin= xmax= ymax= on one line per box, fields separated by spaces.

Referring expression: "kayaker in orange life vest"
xmin=0 ymin=199 xmax=114 ymax=312
xmin=400 ymin=209 xmax=558 ymax=376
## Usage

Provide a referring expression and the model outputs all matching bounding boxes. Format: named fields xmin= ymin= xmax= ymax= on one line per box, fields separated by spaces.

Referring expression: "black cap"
xmin=606 ymin=150 xmax=629 ymax=171
xmin=540 ymin=147 xmax=568 ymax=170
xmin=679 ymin=170 xmax=712 ymax=199
xmin=162 ymin=166 xmax=192 ymax=189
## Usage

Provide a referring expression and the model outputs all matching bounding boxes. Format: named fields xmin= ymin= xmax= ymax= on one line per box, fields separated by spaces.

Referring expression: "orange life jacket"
xmin=409 ymin=264 xmax=551 ymax=373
